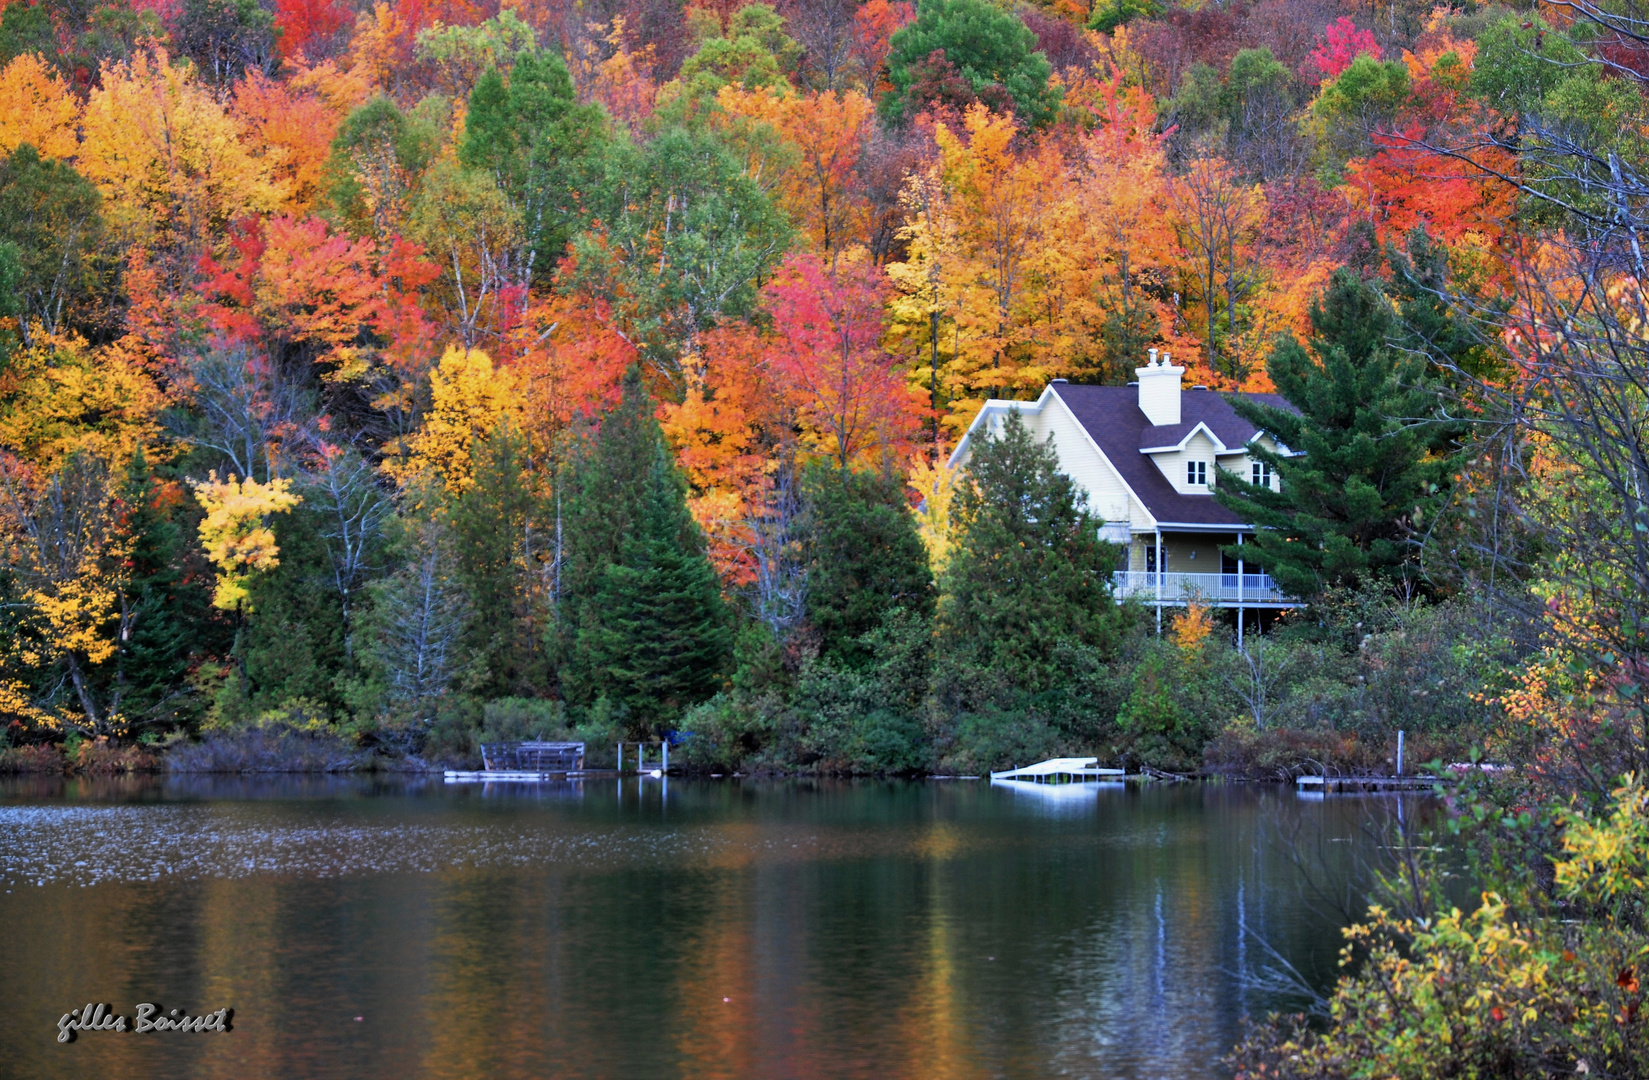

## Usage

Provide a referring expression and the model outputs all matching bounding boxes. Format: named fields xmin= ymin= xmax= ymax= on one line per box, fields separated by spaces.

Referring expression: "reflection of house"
xmin=947 ymin=350 xmax=1301 ymax=632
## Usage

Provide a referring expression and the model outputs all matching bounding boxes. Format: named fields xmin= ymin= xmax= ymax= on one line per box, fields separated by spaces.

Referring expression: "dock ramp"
xmin=989 ymin=757 xmax=1124 ymax=782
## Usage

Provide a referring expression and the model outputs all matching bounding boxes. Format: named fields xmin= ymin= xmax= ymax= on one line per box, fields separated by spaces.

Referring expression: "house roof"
xmin=1050 ymin=384 xmax=1292 ymax=530
xmin=1135 ymin=387 xmax=1293 ymax=452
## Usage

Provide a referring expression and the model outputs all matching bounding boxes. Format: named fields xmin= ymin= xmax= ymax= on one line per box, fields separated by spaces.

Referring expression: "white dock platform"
xmin=445 ymin=770 xmax=584 ymax=783
xmin=989 ymin=757 xmax=1125 ymax=782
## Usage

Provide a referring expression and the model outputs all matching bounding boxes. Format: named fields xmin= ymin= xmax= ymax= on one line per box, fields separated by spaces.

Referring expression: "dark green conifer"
xmin=562 ymin=369 xmax=730 ymax=734
xmin=938 ymin=411 xmax=1127 ymax=695
xmin=1215 ymin=265 xmax=1464 ymax=601
xmin=802 ymin=464 xmax=933 ymax=668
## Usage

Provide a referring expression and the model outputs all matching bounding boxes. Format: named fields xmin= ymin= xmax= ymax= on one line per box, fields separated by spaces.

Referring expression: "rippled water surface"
xmin=0 ymin=775 xmax=1407 ymax=1079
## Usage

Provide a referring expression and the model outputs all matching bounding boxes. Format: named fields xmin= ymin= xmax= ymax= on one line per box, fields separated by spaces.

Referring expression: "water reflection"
xmin=0 ymin=777 xmax=1419 ymax=1079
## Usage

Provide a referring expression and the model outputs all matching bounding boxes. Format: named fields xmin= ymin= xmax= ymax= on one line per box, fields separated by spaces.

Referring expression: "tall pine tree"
xmin=803 ymin=464 xmax=934 ymax=668
xmin=938 ymin=411 xmax=1127 ymax=695
xmin=1215 ymin=265 xmax=1463 ymax=601
xmin=561 ymin=369 xmax=730 ymax=734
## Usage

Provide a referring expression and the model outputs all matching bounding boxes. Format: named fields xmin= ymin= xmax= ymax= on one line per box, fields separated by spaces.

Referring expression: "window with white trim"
xmin=1186 ymin=460 xmax=1207 ymax=487
xmin=1251 ymin=461 xmax=1273 ymax=489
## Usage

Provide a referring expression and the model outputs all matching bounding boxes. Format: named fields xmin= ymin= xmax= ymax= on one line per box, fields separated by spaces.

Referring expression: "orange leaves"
xmin=719 ymin=86 xmax=877 ymax=254
xmin=505 ymin=292 xmax=635 ymax=439
xmin=0 ymin=54 xmax=78 ymax=160
xmin=233 ymin=69 xmax=355 ymax=216
xmin=196 ymin=215 xmax=409 ymax=375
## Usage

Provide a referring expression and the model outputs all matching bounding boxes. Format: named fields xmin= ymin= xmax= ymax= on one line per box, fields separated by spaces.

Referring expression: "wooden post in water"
xmin=617 ymin=743 xmax=623 ymax=772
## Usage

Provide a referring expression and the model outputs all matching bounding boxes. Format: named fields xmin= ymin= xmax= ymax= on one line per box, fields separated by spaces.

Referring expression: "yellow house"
xmin=947 ymin=350 xmax=1301 ymax=634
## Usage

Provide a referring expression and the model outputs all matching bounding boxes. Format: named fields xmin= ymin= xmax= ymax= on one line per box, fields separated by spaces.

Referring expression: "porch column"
xmin=1236 ymin=531 xmax=1244 ymax=648
xmin=1154 ymin=528 xmax=1163 ymax=635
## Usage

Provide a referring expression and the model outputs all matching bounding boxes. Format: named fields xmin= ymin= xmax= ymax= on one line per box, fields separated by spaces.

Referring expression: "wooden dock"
xmin=1295 ymin=774 xmax=1443 ymax=793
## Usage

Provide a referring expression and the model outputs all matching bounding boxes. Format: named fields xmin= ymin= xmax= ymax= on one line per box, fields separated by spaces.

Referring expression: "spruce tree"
xmin=803 ymin=464 xmax=934 ymax=667
xmin=113 ymin=448 xmax=210 ymax=729
xmin=446 ymin=423 xmax=546 ymax=697
xmin=938 ymin=411 xmax=1126 ymax=695
xmin=1215 ymin=265 xmax=1464 ymax=601
xmin=562 ymin=369 xmax=730 ymax=734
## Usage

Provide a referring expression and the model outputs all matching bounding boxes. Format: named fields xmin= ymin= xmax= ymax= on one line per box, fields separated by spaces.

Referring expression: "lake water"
xmin=0 ymin=775 xmax=1412 ymax=1079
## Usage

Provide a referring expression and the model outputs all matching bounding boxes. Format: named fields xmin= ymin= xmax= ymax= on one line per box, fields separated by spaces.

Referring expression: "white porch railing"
xmin=1111 ymin=571 xmax=1293 ymax=605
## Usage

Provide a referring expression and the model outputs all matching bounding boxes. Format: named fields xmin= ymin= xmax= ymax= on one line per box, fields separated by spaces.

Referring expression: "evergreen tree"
xmin=446 ymin=423 xmax=547 ymax=697
xmin=562 ymin=369 xmax=730 ymax=734
xmin=1215 ymin=266 xmax=1464 ymax=601
xmin=938 ymin=411 xmax=1127 ymax=695
xmin=113 ymin=448 xmax=209 ymax=729
xmin=802 ymin=464 xmax=934 ymax=667
xmin=883 ymin=0 xmax=1060 ymax=128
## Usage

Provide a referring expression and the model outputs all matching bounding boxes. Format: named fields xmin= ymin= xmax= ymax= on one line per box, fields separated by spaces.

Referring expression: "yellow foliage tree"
xmin=77 ymin=48 xmax=285 ymax=272
xmin=0 ymin=454 xmax=131 ymax=733
xmin=383 ymin=345 xmax=521 ymax=493
xmin=191 ymin=472 xmax=302 ymax=610
xmin=0 ymin=336 xmax=165 ymax=471
xmin=888 ymin=106 xmax=1068 ymax=435
xmin=0 ymin=53 xmax=79 ymax=159
xmin=907 ymin=454 xmax=958 ymax=576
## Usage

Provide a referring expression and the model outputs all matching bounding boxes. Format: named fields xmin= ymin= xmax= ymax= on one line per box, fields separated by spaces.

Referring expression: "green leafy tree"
xmin=677 ymin=3 xmax=802 ymax=95
xmin=1215 ymin=266 xmax=1463 ymax=602
xmin=573 ymin=127 xmax=791 ymax=388
xmin=0 ymin=0 xmax=56 ymax=67
xmin=561 ymin=369 xmax=731 ymax=734
xmin=938 ymin=410 xmax=1126 ymax=698
xmin=0 ymin=145 xmax=103 ymax=347
xmin=1311 ymin=53 xmax=1410 ymax=174
xmin=461 ymin=48 xmax=609 ymax=284
xmin=883 ymin=0 xmax=1060 ymax=128
xmin=1087 ymin=0 xmax=1163 ymax=35
xmin=325 ymin=95 xmax=445 ymax=241
xmin=802 ymin=464 xmax=934 ymax=667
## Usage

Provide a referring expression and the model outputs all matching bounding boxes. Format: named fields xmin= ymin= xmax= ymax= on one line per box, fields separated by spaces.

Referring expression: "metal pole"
xmin=1236 ymin=531 xmax=1244 ymax=649
xmin=663 ymin=740 xmax=669 ymax=772
xmin=1397 ymin=730 xmax=1405 ymax=776
xmin=1155 ymin=529 xmax=1163 ymax=635
xmin=617 ymin=743 xmax=622 ymax=772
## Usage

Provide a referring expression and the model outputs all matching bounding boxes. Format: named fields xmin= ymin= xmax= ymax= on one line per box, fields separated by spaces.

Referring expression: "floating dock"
xmin=1295 ymin=774 xmax=1442 ymax=793
xmin=444 ymin=768 xmax=668 ymax=783
xmin=989 ymin=757 xmax=1125 ymax=783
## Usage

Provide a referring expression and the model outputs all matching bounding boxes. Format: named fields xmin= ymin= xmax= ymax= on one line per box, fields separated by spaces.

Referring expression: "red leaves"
xmin=762 ymin=252 xmax=923 ymax=469
xmin=273 ymin=0 xmax=352 ymax=60
xmin=1308 ymin=17 xmax=1379 ymax=81
xmin=194 ymin=215 xmax=438 ymax=376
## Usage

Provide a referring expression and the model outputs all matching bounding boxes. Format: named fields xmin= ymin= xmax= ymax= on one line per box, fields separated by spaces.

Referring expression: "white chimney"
xmin=1135 ymin=349 xmax=1184 ymax=427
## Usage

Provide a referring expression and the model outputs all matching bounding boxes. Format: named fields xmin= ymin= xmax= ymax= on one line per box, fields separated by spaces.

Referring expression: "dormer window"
xmin=1187 ymin=460 xmax=1207 ymax=488
xmin=1251 ymin=461 xmax=1273 ymax=488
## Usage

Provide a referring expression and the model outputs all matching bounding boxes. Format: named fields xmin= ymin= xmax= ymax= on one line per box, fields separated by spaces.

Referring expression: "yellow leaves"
xmin=1556 ymin=774 xmax=1649 ymax=904
xmin=1171 ymin=600 xmax=1215 ymax=652
xmin=27 ymin=572 xmax=120 ymax=666
xmin=191 ymin=472 xmax=302 ymax=610
xmin=383 ymin=345 xmax=520 ymax=494
xmin=0 ymin=53 xmax=79 ymax=160
xmin=78 ymin=47 xmax=285 ymax=251
xmin=0 ymin=336 xmax=165 ymax=471
xmin=909 ymin=454 xmax=957 ymax=576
